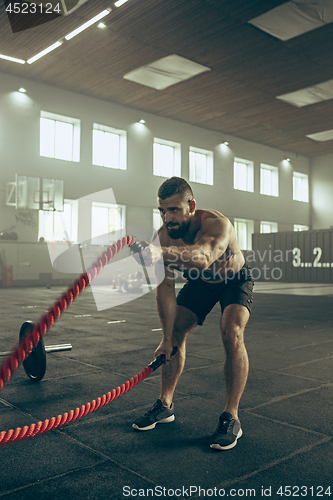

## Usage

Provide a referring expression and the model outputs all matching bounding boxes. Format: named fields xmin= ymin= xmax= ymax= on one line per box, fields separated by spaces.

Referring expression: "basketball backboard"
xmin=6 ymin=175 xmax=64 ymax=211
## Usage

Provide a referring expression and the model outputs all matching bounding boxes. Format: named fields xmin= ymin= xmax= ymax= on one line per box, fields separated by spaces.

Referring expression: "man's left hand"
xmin=131 ymin=241 xmax=163 ymax=266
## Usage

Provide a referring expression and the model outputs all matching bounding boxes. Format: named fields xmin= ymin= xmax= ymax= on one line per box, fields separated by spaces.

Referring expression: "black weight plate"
xmin=19 ymin=321 xmax=46 ymax=382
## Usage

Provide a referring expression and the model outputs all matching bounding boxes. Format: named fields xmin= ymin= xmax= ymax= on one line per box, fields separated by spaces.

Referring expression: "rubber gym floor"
xmin=0 ymin=282 xmax=332 ymax=500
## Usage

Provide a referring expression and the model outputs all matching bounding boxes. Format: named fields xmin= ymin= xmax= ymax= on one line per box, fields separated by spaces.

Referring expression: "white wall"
xmin=0 ymin=70 xmax=311 ymax=245
xmin=310 ymin=154 xmax=333 ymax=230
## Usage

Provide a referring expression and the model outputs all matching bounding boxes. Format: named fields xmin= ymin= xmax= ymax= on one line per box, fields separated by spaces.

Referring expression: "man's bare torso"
xmin=158 ymin=209 xmax=245 ymax=282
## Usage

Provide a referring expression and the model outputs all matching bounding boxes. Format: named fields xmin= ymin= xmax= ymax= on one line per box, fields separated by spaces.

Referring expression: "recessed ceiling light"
xmin=0 ymin=54 xmax=25 ymax=64
xmin=139 ymin=119 xmax=146 ymax=124
xmin=65 ymin=9 xmax=111 ymax=40
xmin=115 ymin=0 xmax=129 ymax=6
xmin=276 ymin=79 xmax=333 ymax=107
xmin=306 ymin=129 xmax=333 ymax=142
xmin=18 ymin=88 xmax=26 ymax=93
xmin=98 ymin=22 xmax=106 ymax=29
xmin=285 ymin=157 xmax=290 ymax=162
xmin=222 ymin=141 xmax=229 ymax=146
xmin=249 ymin=1 xmax=333 ymax=41
xmin=27 ymin=41 xmax=63 ymax=64
xmin=124 ymin=54 xmax=211 ymax=90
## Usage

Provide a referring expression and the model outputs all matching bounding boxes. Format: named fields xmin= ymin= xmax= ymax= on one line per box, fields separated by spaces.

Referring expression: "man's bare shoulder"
xmin=197 ymin=209 xmax=231 ymax=231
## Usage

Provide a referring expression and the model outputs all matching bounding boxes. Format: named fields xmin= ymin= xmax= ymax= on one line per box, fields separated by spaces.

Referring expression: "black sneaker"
xmin=132 ymin=399 xmax=175 ymax=431
xmin=210 ymin=412 xmax=242 ymax=450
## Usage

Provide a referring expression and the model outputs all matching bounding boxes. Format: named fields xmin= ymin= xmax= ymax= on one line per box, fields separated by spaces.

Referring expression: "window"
xmin=153 ymin=208 xmax=161 ymax=232
xmin=153 ymin=138 xmax=181 ymax=177
xmin=93 ymin=123 xmax=127 ymax=170
xmin=294 ymin=224 xmax=309 ymax=231
xmin=38 ymin=200 xmax=77 ymax=242
xmin=91 ymin=203 xmax=125 ymax=245
xmin=234 ymin=218 xmax=254 ymax=250
xmin=260 ymin=164 xmax=279 ymax=197
xmin=233 ymin=158 xmax=254 ymax=192
xmin=189 ymin=147 xmax=213 ymax=185
xmin=40 ymin=111 xmax=80 ymax=162
xmin=293 ymin=172 xmax=309 ymax=202
xmin=260 ymin=221 xmax=278 ymax=233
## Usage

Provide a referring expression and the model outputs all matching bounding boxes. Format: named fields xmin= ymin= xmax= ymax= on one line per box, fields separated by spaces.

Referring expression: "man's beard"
xmin=166 ymin=220 xmax=190 ymax=239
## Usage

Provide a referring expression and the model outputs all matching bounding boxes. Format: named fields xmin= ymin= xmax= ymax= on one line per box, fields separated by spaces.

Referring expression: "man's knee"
xmin=172 ymin=324 xmax=189 ymax=348
xmin=172 ymin=306 xmax=197 ymax=347
xmin=221 ymin=324 xmax=245 ymax=351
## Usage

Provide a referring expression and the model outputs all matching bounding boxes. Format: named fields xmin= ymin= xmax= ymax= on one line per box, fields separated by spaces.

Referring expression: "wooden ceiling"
xmin=1 ymin=0 xmax=333 ymax=157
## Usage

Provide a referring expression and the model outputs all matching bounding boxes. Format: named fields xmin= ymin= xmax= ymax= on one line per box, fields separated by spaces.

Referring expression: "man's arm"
xmin=161 ymin=217 xmax=231 ymax=271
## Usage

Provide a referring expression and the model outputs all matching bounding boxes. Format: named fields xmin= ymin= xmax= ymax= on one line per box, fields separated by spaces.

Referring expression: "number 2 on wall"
xmin=313 ymin=247 xmax=322 ymax=267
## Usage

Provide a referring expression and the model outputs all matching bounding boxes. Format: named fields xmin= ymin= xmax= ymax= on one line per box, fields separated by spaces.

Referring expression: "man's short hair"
xmin=158 ymin=177 xmax=193 ymax=202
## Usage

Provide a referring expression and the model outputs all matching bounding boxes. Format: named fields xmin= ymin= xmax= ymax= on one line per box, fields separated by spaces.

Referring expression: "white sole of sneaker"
xmin=132 ymin=414 xmax=175 ymax=431
xmin=210 ymin=428 xmax=243 ymax=450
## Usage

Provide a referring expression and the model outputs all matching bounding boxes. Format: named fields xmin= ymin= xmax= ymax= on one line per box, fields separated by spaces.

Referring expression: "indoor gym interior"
xmin=0 ymin=1 xmax=333 ymax=499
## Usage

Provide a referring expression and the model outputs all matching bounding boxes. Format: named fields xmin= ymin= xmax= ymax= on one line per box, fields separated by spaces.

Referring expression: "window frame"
xmin=38 ymin=199 xmax=77 ymax=242
xmin=91 ymin=202 xmax=126 ymax=245
xmin=233 ymin=157 xmax=254 ymax=192
xmin=153 ymin=208 xmax=161 ymax=232
xmin=293 ymin=172 xmax=309 ymax=202
xmin=40 ymin=110 xmax=80 ymax=162
xmin=233 ymin=217 xmax=254 ymax=251
xmin=189 ymin=146 xmax=214 ymax=186
xmin=294 ymin=224 xmax=309 ymax=231
xmin=260 ymin=221 xmax=278 ymax=233
xmin=260 ymin=163 xmax=279 ymax=197
xmin=153 ymin=137 xmax=181 ymax=178
xmin=92 ymin=123 xmax=127 ymax=170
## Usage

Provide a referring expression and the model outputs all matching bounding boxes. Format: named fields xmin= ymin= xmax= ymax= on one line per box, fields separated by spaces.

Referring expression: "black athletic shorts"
xmin=176 ymin=265 xmax=254 ymax=325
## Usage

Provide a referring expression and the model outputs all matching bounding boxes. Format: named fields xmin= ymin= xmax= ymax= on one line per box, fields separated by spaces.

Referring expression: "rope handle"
xmin=149 ymin=346 xmax=178 ymax=370
xmin=0 ymin=235 xmax=137 ymax=393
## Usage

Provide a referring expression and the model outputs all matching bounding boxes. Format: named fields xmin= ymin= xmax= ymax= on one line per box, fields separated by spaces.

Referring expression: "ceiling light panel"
xmin=27 ymin=41 xmax=63 ymax=64
xmin=123 ymin=54 xmax=211 ymax=90
xmin=276 ymin=79 xmax=333 ymax=107
xmin=249 ymin=0 xmax=333 ymax=41
xmin=306 ymin=129 xmax=333 ymax=141
xmin=115 ymin=0 xmax=129 ymax=6
xmin=0 ymin=54 xmax=25 ymax=64
xmin=65 ymin=9 xmax=111 ymax=40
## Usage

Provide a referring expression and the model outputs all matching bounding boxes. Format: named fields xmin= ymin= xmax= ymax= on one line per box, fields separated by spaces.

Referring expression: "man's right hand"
xmin=154 ymin=340 xmax=175 ymax=362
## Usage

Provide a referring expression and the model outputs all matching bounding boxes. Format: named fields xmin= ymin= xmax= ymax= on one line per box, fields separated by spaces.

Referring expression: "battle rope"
xmin=0 ymin=235 xmax=136 ymax=394
xmin=0 ymin=351 xmax=175 ymax=446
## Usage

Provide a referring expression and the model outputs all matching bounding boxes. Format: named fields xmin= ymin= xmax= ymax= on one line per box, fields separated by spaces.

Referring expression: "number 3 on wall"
xmin=292 ymin=247 xmax=301 ymax=267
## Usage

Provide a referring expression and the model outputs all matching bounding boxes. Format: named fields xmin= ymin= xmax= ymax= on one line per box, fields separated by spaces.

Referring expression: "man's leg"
xmin=160 ymin=305 xmax=198 ymax=408
xmin=220 ymin=304 xmax=250 ymax=419
xmin=132 ymin=305 xmax=197 ymax=431
xmin=210 ymin=304 xmax=250 ymax=450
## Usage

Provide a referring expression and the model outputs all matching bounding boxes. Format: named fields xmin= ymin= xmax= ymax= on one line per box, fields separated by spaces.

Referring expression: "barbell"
xmin=0 ymin=321 xmax=72 ymax=382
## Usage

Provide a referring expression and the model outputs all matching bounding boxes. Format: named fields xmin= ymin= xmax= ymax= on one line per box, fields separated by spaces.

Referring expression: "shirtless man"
xmin=132 ymin=177 xmax=254 ymax=450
